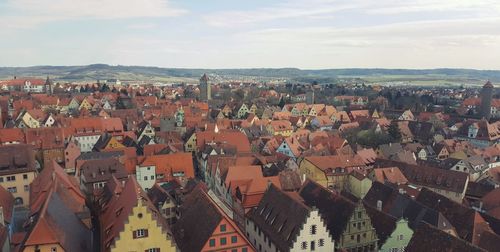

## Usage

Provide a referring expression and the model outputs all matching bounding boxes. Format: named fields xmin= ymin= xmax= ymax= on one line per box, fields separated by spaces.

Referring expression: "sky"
xmin=1 ymin=0 xmax=500 ymax=69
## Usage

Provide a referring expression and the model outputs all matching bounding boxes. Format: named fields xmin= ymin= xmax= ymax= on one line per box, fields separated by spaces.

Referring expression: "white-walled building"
xmin=246 ymin=185 xmax=334 ymax=252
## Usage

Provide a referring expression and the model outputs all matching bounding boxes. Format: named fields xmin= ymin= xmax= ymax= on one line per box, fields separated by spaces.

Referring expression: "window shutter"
xmin=144 ymin=229 xmax=149 ymax=237
xmin=133 ymin=230 xmax=137 ymax=239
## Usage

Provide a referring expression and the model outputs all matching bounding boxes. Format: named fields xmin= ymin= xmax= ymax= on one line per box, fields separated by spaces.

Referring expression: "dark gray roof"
xmin=406 ymin=223 xmax=485 ymax=252
xmin=77 ymin=150 xmax=124 ymax=161
xmin=45 ymin=193 xmax=92 ymax=252
xmin=173 ymin=185 xmax=223 ymax=252
xmin=299 ymin=180 xmax=356 ymax=240
xmin=247 ymin=185 xmax=310 ymax=252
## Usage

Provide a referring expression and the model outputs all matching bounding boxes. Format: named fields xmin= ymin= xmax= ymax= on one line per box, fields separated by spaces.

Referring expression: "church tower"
xmin=45 ymin=76 xmax=53 ymax=95
xmin=481 ymin=80 xmax=494 ymax=120
xmin=199 ymin=73 xmax=211 ymax=102
xmin=175 ymin=106 xmax=185 ymax=127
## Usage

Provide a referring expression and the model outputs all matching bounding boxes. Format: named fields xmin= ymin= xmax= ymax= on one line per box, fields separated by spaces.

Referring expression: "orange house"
xmin=173 ymin=184 xmax=255 ymax=252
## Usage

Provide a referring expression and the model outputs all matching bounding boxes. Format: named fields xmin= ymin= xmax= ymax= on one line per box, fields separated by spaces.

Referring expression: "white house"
xmin=246 ymin=185 xmax=334 ymax=252
xmin=135 ymin=164 xmax=157 ymax=190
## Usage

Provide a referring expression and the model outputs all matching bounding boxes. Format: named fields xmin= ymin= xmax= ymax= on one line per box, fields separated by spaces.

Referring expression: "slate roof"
xmin=247 ymin=184 xmax=311 ymax=252
xmin=363 ymin=203 xmax=397 ymax=248
xmin=405 ymin=222 xmax=485 ymax=252
xmin=299 ymin=180 xmax=356 ymax=240
xmin=416 ymin=187 xmax=476 ymax=241
xmin=375 ymin=159 xmax=468 ymax=194
xmin=23 ymin=192 xmax=92 ymax=252
xmin=363 ymin=182 xmax=454 ymax=232
xmin=173 ymin=185 xmax=224 ymax=252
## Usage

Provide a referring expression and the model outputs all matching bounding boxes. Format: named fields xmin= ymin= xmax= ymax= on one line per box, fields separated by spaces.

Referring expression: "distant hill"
xmin=1 ymin=64 xmax=500 ymax=83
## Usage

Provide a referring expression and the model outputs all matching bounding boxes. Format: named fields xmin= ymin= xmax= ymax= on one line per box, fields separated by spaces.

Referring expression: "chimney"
xmin=302 ymin=173 xmax=306 ymax=183
xmin=376 ymin=200 xmax=382 ymax=211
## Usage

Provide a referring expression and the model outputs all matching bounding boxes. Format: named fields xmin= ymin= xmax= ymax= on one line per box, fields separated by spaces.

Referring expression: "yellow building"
xmin=267 ymin=120 xmax=294 ymax=137
xmin=0 ymin=144 xmax=37 ymax=206
xmin=79 ymin=97 xmax=93 ymax=111
xmin=17 ymin=111 xmax=41 ymax=128
xmin=184 ymin=132 xmax=197 ymax=152
xmin=100 ymin=177 xmax=176 ymax=252
xmin=346 ymin=171 xmax=373 ymax=199
xmin=299 ymin=155 xmax=366 ymax=191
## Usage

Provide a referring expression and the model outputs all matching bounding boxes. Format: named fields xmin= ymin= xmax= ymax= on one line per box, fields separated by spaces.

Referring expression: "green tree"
xmin=388 ymin=123 xmax=402 ymax=142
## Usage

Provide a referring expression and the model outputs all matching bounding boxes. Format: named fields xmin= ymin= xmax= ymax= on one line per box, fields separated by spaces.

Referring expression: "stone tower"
xmin=481 ymin=80 xmax=494 ymax=120
xmin=45 ymin=76 xmax=53 ymax=95
xmin=306 ymin=89 xmax=315 ymax=104
xmin=199 ymin=73 xmax=211 ymax=102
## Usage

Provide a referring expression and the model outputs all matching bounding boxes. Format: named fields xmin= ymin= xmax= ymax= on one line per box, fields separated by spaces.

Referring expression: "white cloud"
xmin=204 ymin=0 xmax=500 ymax=28
xmin=203 ymin=0 xmax=360 ymax=27
xmin=1 ymin=0 xmax=186 ymax=28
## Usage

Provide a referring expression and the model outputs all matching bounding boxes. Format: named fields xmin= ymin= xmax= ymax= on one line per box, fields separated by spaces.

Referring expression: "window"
xmin=7 ymin=176 xmax=15 ymax=181
xmin=220 ymin=224 xmax=227 ymax=232
xmin=209 ymin=239 xmax=215 ymax=247
xmin=145 ymin=249 xmax=160 ymax=252
xmin=51 ymin=247 xmax=57 ymax=252
xmin=231 ymin=236 xmax=237 ymax=243
xmin=301 ymin=241 xmax=307 ymax=249
xmin=150 ymin=175 xmax=155 ymax=180
xmin=144 ymin=176 xmax=148 ymax=181
xmin=242 ymin=248 xmax=248 ymax=252
xmin=8 ymin=187 xmax=17 ymax=193
xmin=319 ymin=239 xmax=324 ymax=247
xmin=24 ymin=185 xmax=29 ymax=192
xmin=133 ymin=229 xmax=148 ymax=239
xmin=311 ymin=241 xmax=316 ymax=251
xmin=0 ymin=177 xmax=3 ymax=182
xmin=220 ymin=237 xmax=227 ymax=245
xmin=23 ymin=174 xmax=28 ymax=180
xmin=398 ymin=234 xmax=404 ymax=240
xmin=310 ymin=225 xmax=317 ymax=235
xmin=358 ymin=212 xmax=362 ymax=219
xmin=351 ymin=235 xmax=354 ymax=240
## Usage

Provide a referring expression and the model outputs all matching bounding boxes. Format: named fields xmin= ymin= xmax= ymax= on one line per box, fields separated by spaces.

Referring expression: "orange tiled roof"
xmin=139 ymin=152 xmax=195 ymax=182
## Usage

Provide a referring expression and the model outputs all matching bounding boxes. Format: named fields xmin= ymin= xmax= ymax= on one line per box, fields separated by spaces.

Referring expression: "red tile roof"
xmin=0 ymin=128 xmax=25 ymax=144
xmin=196 ymin=129 xmax=251 ymax=153
xmin=139 ymin=152 xmax=195 ymax=182
xmin=0 ymin=185 xmax=14 ymax=223
xmin=99 ymin=177 xmax=170 ymax=251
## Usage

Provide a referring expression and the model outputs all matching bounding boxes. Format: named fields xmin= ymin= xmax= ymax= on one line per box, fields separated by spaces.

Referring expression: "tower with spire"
xmin=199 ymin=73 xmax=211 ymax=102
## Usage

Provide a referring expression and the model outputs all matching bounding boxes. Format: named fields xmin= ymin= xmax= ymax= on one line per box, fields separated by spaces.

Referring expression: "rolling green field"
xmin=0 ymin=64 xmax=498 ymax=85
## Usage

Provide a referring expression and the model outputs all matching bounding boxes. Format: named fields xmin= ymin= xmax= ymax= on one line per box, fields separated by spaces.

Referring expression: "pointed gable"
xmin=247 ymin=185 xmax=311 ymax=251
xmin=299 ymin=180 xmax=356 ymax=240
